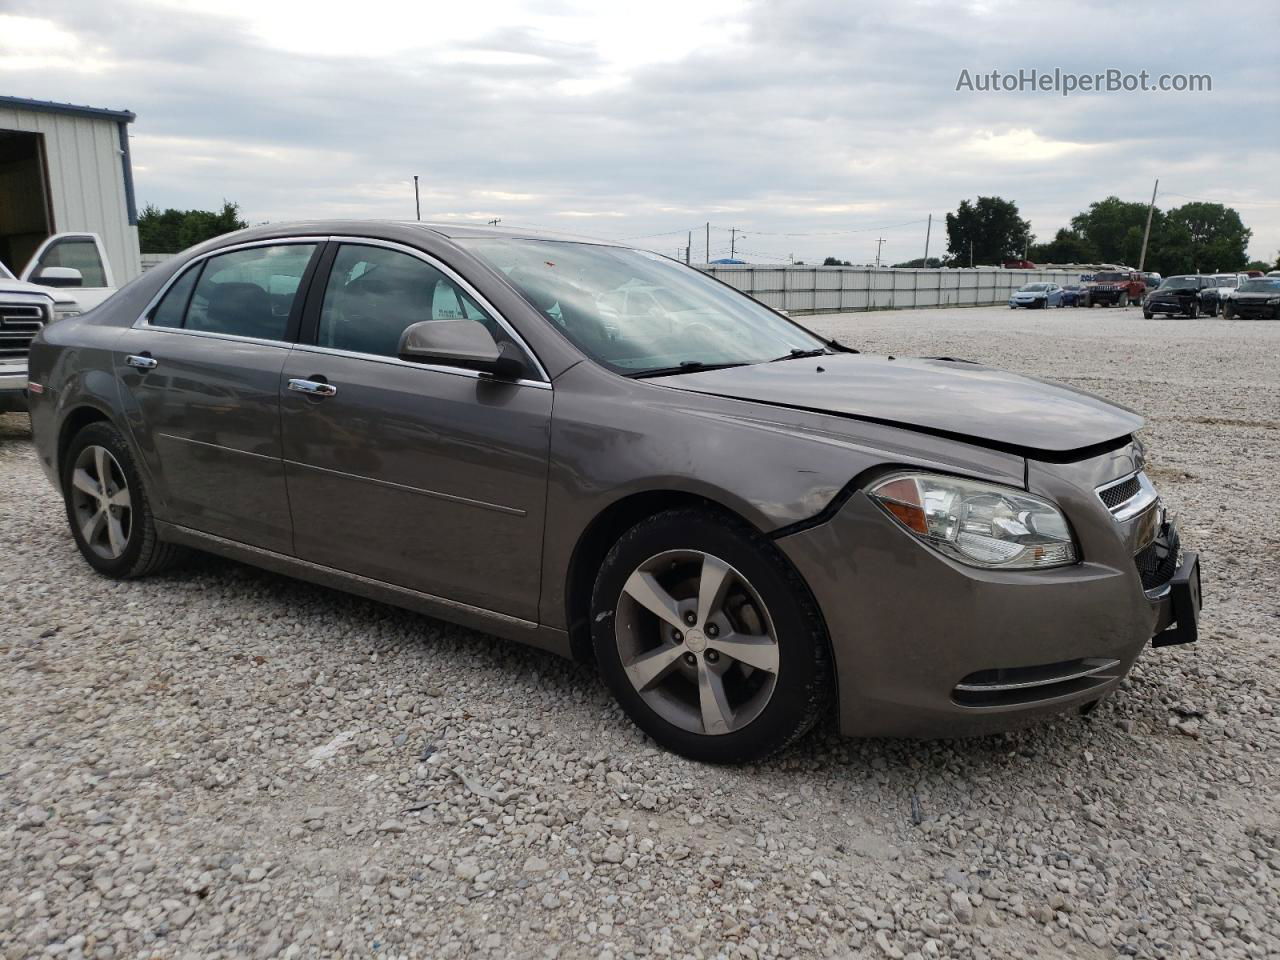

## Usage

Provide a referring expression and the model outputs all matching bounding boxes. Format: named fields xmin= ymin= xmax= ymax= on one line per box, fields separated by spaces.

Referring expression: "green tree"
xmin=944 ymin=197 xmax=1032 ymax=266
xmin=1068 ymin=196 xmax=1155 ymax=266
xmin=891 ymin=257 xmax=943 ymax=268
xmin=139 ymin=201 xmax=247 ymax=253
xmin=1027 ymin=228 xmax=1096 ymax=264
xmin=822 ymin=256 xmax=852 ymax=266
xmin=1155 ymin=202 xmax=1251 ymax=274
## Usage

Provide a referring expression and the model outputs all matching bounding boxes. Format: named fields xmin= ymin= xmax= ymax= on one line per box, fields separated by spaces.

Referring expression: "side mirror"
xmin=36 ymin=266 xmax=83 ymax=288
xmin=397 ymin=319 xmax=526 ymax=381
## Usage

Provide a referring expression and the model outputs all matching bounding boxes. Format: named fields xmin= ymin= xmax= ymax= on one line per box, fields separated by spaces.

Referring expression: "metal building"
xmin=0 ymin=95 xmax=140 ymax=285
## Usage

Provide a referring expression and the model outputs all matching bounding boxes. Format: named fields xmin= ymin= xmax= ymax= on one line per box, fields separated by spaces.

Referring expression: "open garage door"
xmin=0 ymin=130 xmax=53 ymax=277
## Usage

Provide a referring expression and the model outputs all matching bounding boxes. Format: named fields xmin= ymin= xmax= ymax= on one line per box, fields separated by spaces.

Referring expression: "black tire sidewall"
xmin=590 ymin=509 xmax=829 ymax=763
xmin=62 ymin=422 xmax=151 ymax=577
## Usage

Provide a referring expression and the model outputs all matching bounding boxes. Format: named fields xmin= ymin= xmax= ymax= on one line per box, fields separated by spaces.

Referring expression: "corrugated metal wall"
xmin=697 ymin=265 xmax=1087 ymax=314
xmin=0 ymin=106 xmax=141 ymax=283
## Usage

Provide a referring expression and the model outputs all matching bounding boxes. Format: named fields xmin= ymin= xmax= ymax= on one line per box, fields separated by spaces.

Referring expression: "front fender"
xmin=537 ymin=361 xmax=1025 ymax=630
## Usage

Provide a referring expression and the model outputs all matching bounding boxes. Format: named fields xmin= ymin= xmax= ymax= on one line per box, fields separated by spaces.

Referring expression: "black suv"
xmin=1144 ymin=276 xmax=1212 ymax=318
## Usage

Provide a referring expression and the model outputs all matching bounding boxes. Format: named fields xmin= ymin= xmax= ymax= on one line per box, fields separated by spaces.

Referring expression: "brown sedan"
xmin=26 ymin=222 xmax=1201 ymax=762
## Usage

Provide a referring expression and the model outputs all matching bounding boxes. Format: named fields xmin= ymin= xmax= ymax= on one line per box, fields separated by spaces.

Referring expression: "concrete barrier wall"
xmin=696 ymin=265 xmax=1085 ymax=314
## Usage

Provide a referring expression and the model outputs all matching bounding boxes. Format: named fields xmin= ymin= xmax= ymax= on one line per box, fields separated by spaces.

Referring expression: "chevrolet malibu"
xmin=26 ymin=222 xmax=1202 ymax=763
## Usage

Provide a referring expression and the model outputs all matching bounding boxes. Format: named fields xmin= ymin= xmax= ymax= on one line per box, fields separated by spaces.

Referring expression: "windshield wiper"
xmin=769 ymin=347 xmax=829 ymax=362
xmin=628 ymin=361 xmax=750 ymax=379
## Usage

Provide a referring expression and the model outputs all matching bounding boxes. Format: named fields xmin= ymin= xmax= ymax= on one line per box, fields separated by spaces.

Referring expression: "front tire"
xmin=1189 ymin=302 xmax=1200 ymax=319
xmin=62 ymin=421 xmax=183 ymax=578
xmin=1223 ymin=303 xmax=1235 ymax=319
xmin=1143 ymin=310 xmax=1154 ymax=319
xmin=590 ymin=508 xmax=832 ymax=763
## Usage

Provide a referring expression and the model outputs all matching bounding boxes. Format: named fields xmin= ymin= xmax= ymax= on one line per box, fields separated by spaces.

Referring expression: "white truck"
xmin=1 ymin=233 xmax=115 ymax=413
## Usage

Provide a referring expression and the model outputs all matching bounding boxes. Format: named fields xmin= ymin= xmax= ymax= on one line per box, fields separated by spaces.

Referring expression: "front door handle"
xmin=287 ymin=378 xmax=337 ymax=398
xmin=126 ymin=354 xmax=157 ymax=370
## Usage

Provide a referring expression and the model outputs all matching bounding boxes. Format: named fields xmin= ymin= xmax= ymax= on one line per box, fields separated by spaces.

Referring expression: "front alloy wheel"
xmin=615 ymin=550 xmax=779 ymax=736
xmin=591 ymin=508 xmax=831 ymax=762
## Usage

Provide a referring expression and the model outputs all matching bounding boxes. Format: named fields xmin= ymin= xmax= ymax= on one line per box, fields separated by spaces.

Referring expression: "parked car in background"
xmin=0 ymin=256 xmax=82 ymax=413
xmin=17 ymin=233 xmax=118 ymax=311
xmin=1141 ymin=272 xmax=1163 ymax=292
xmin=1088 ymin=271 xmax=1145 ymax=307
xmin=1060 ymin=284 xmax=1091 ymax=308
xmin=1008 ymin=282 xmax=1063 ymax=308
xmin=1222 ymin=277 xmax=1280 ymax=320
xmin=1143 ymin=276 xmax=1213 ymax=318
xmin=24 ymin=221 xmax=1201 ymax=762
xmin=1200 ymin=273 xmax=1249 ymax=316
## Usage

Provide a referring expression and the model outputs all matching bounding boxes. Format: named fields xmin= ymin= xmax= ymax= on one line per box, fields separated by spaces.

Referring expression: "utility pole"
xmin=730 ymin=228 xmax=740 ymax=260
xmin=705 ymin=222 xmax=710 ymax=264
xmin=1138 ymin=178 xmax=1158 ymax=271
xmin=487 ymin=217 xmax=501 ymax=227
xmin=969 ymin=240 xmax=974 ymax=268
xmin=686 ymin=231 xmax=692 ymax=265
xmin=922 ymin=213 xmax=931 ymax=268
xmin=874 ymin=237 xmax=887 ymax=270
xmin=413 ymin=176 xmax=420 ymax=220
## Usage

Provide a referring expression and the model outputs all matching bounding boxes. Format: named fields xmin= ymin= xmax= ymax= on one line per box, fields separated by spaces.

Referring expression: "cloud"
xmin=3 ymin=0 xmax=1277 ymax=263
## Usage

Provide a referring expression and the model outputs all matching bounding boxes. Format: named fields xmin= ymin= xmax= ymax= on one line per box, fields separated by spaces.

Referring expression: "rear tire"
xmin=62 ymin=421 xmax=184 ymax=579
xmin=590 ymin=508 xmax=832 ymax=763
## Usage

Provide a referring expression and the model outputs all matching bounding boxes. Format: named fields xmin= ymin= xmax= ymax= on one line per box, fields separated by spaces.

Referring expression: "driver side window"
xmin=317 ymin=244 xmax=503 ymax=358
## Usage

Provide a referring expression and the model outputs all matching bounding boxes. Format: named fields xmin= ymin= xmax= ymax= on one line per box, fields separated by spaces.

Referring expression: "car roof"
xmin=219 ymin=219 xmax=625 ymax=246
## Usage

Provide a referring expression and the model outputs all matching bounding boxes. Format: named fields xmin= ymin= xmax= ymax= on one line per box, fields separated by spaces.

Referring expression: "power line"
xmin=1160 ymin=192 xmax=1280 ymax=208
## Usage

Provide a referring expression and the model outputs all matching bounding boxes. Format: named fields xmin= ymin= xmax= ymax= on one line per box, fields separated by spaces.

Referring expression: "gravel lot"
xmin=2 ymin=304 xmax=1277 ymax=960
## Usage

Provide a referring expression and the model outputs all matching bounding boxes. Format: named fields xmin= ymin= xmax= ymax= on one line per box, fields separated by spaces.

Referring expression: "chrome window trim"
xmin=1097 ymin=470 xmax=1159 ymax=523
xmin=321 ymin=235 xmax=552 ymax=384
xmin=289 ymin=342 xmax=551 ymax=390
xmin=131 ymin=236 xmax=328 ymax=339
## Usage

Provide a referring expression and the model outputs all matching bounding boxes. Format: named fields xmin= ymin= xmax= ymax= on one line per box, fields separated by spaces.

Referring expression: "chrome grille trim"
xmin=1096 ymin=470 xmax=1159 ymax=522
xmin=0 ymin=301 xmax=48 ymax=360
xmin=954 ymin=657 xmax=1121 ymax=693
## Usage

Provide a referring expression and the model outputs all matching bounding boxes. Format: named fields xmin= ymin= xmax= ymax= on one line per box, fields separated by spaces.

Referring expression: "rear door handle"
xmin=287 ymin=378 xmax=337 ymax=397
xmin=126 ymin=354 xmax=157 ymax=370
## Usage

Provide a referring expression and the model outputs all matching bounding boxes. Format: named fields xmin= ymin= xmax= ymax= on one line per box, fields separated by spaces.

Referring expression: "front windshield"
xmin=460 ymin=239 xmax=827 ymax=375
xmin=1094 ymin=272 xmax=1125 ymax=283
xmin=1019 ymin=283 xmax=1049 ymax=292
xmin=1215 ymin=276 xmax=1238 ymax=287
xmin=1160 ymin=277 xmax=1199 ymax=289
xmin=1239 ymin=279 xmax=1280 ymax=293
xmin=0 ymin=259 xmax=14 ymax=281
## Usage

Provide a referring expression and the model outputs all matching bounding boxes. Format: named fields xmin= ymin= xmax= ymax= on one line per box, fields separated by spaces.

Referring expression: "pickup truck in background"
xmin=1 ymin=232 xmax=116 ymax=413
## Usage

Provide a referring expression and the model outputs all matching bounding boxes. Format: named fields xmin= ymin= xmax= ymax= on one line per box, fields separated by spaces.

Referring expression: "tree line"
xmin=937 ymin=195 xmax=1271 ymax=275
xmin=138 ymin=201 xmax=248 ymax=254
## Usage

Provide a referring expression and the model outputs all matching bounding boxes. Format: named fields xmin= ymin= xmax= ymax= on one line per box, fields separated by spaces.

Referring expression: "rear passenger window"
xmin=317 ymin=244 xmax=505 ymax=358
xmin=184 ymin=244 xmax=316 ymax=341
xmin=150 ymin=266 xmax=200 ymax=328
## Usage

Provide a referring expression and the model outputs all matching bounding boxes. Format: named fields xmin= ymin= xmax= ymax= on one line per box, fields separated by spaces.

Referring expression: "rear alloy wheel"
xmin=62 ymin=421 xmax=184 ymax=578
xmin=591 ymin=509 xmax=831 ymax=762
xmin=69 ymin=444 xmax=133 ymax=561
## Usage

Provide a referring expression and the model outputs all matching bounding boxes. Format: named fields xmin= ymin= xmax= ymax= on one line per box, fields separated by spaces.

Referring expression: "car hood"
xmin=653 ymin=353 xmax=1142 ymax=457
xmin=0 ymin=278 xmax=76 ymax=305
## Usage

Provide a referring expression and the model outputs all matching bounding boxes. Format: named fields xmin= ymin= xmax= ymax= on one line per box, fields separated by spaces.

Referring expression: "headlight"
xmin=867 ymin=472 xmax=1077 ymax=569
xmin=52 ymin=307 xmax=81 ymax=321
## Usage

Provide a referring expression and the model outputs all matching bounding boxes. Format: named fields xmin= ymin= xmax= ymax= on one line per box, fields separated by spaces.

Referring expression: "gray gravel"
xmin=1 ymin=304 xmax=1277 ymax=960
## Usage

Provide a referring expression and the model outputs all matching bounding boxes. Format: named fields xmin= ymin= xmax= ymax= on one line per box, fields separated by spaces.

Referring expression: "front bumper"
xmin=1233 ymin=302 xmax=1279 ymax=319
xmin=0 ymin=369 xmax=29 ymax=413
xmin=1147 ymin=298 xmax=1194 ymax=313
xmin=777 ymin=466 xmax=1200 ymax=738
xmin=1090 ymin=288 xmax=1126 ymax=304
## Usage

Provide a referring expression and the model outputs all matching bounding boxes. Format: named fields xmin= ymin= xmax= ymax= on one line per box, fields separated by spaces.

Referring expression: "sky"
xmin=2 ymin=0 xmax=1278 ymax=265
